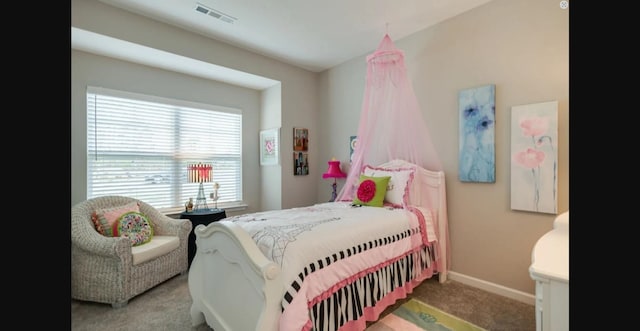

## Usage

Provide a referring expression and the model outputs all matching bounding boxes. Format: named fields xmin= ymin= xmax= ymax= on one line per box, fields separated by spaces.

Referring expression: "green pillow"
xmin=114 ymin=211 xmax=154 ymax=246
xmin=352 ymin=175 xmax=391 ymax=207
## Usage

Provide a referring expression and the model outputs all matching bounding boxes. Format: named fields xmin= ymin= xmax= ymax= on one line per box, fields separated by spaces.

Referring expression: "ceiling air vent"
xmin=194 ymin=2 xmax=237 ymax=24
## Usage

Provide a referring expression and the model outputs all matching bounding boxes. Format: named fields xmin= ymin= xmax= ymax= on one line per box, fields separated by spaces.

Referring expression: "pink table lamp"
xmin=322 ymin=158 xmax=347 ymax=202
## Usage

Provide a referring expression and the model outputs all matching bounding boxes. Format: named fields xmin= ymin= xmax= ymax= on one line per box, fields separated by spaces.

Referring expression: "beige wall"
xmin=260 ymin=84 xmax=283 ymax=211
xmin=317 ymin=0 xmax=568 ymax=295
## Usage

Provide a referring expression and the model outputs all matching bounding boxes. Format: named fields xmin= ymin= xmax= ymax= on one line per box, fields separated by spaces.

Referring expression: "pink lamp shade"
xmin=187 ymin=162 xmax=213 ymax=210
xmin=322 ymin=160 xmax=346 ymax=179
xmin=187 ymin=163 xmax=213 ymax=183
xmin=322 ymin=159 xmax=346 ymax=202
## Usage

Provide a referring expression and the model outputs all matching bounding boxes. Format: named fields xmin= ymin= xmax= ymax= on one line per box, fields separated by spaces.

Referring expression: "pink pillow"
xmin=91 ymin=201 xmax=141 ymax=237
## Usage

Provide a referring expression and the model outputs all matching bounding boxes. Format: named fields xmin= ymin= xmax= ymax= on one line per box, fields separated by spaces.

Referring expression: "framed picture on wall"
xmin=350 ymin=135 xmax=357 ymax=163
xmin=293 ymin=151 xmax=309 ymax=176
xmin=293 ymin=127 xmax=308 ymax=151
xmin=260 ymin=128 xmax=280 ymax=166
xmin=510 ymin=101 xmax=558 ymax=214
xmin=458 ymin=84 xmax=496 ymax=183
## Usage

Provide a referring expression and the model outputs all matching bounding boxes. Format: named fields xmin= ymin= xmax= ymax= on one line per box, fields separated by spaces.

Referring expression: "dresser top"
xmin=529 ymin=212 xmax=569 ymax=283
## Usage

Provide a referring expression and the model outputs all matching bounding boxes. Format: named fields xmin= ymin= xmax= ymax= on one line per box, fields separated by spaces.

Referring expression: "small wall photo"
xmin=259 ymin=128 xmax=280 ymax=166
xmin=293 ymin=127 xmax=308 ymax=151
xmin=294 ymin=152 xmax=309 ymax=176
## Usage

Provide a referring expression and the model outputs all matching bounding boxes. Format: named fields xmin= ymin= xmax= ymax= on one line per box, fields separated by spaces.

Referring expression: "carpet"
xmin=367 ymin=299 xmax=488 ymax=331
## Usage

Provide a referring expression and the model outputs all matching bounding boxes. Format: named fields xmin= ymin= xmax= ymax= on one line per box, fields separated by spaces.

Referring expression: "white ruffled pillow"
xmin=374 ymin=159 xmax=431 ymax=207
xmin=363 ymin=164 xmax=415 ymax=207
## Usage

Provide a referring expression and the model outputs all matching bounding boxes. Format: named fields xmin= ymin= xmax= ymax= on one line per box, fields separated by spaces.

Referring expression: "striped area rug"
xmin=367 ymin=299 xmax=487 ymax=331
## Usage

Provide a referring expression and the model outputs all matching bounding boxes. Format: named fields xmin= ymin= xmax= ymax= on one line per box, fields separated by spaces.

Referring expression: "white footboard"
xmin=189 ymin=220 xmax=282 ymax=331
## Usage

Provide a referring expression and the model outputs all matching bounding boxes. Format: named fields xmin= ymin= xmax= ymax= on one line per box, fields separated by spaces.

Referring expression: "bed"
xmin=188 ymin=160 xmax=449 ymax=331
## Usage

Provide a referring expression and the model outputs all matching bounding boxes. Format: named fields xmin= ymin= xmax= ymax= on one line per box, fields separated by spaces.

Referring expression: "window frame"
xmin=86 ymin=86 xmax=244 ymax=211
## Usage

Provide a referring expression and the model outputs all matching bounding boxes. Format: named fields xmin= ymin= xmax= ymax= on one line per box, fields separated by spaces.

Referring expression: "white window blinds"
xmin=86 ymin=86 xmax=242 ymax=209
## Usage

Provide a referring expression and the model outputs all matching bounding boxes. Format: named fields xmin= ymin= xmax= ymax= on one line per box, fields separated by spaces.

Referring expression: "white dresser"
xmin=529 ymin=211 xmax=569 ymax=331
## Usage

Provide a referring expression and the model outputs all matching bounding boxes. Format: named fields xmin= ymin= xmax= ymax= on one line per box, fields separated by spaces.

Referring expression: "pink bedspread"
xmin=226 ymin=202 xmax=441 ymax=331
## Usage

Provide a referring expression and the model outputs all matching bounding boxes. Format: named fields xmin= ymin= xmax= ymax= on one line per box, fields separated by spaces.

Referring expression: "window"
xmin=87 ymin=87 xmax=242 ymax=210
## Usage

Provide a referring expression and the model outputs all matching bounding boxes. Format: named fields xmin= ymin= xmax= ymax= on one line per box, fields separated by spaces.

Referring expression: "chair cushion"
xmin=131 ymin=235 xmax=180 ymax=265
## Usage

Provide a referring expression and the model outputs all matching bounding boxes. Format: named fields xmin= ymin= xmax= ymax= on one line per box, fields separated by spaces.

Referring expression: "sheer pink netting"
xmin=336 ymin=34 xmax=443 ymax=201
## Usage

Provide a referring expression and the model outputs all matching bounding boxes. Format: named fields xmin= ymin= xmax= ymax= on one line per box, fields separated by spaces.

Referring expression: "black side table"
xmin=180 ymin=208 xmax=227 ymax=268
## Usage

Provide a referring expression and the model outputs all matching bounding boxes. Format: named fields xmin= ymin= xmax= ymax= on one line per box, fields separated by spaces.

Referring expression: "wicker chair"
xmin=71 ymin=196 xmax=192 ymax=308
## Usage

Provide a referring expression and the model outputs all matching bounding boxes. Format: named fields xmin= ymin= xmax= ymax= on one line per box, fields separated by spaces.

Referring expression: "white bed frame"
xmin=189 ymin=169 xmax=448 ymax=331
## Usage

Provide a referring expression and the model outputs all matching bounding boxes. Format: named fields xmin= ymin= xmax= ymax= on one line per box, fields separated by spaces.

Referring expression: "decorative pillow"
xmin=352 ymin=175 xmax=391 ymax=207
xmin=91 ymin=201 xmax=141 ymax=237
xmin=374 ymin=160 xmax=426 ymax=207
xmin=113 ymin=211 xmax=154 ymax=246
xmin=363 ymin=165 xmax=415 ymax=207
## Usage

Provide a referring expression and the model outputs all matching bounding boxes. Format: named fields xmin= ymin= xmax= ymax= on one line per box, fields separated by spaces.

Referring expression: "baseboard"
xmin=447 ymin=271 xmax=535 ymax=306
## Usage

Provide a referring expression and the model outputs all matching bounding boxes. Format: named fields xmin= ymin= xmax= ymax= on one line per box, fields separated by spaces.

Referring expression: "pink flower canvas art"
xmin=510 ymin=101 xmax=558 ymax=214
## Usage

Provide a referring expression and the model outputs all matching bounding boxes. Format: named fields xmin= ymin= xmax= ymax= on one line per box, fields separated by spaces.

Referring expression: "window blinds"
xmin=86 ymin=86 xmax=242 ymax=209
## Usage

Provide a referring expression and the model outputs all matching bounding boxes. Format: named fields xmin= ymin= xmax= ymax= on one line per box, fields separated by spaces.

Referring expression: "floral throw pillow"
xmin=352 ymin=175 xmax=391 ymax=207
xmin=114 ymin=211 xmax=154 ymax=246
xmin=91 ymin=201 xmax=141 ymax=237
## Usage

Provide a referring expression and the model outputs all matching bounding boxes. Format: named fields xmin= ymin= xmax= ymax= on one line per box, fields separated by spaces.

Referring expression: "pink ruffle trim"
xmin=300 ymin=247 xmax=436 ymax=331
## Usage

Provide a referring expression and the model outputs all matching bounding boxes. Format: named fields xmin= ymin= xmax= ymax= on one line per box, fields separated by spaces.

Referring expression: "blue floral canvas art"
xmin=458 ymin=84 xmax=496 ymax=183
xmin=510 ymin=101 xmax=558 ymax=214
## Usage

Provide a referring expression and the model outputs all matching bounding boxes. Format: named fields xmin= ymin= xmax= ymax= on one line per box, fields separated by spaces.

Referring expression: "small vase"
xmin=185 ymin=198 xmax=194 ymax=212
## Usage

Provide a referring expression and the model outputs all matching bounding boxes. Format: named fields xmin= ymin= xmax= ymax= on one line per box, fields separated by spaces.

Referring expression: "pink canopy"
xmin=336 ymin=34 xmax=443 ymax=201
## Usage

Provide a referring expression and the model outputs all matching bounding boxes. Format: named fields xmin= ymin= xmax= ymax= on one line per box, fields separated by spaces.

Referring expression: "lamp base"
xmin=194 ymin=182 xmax=209 ymax=210
xmin=329 ymin=180 xmax=337 ymax=202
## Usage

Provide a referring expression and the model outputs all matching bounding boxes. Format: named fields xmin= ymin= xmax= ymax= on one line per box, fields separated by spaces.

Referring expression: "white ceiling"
xmin=96 ymin=0 xmax=495 ymax=73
